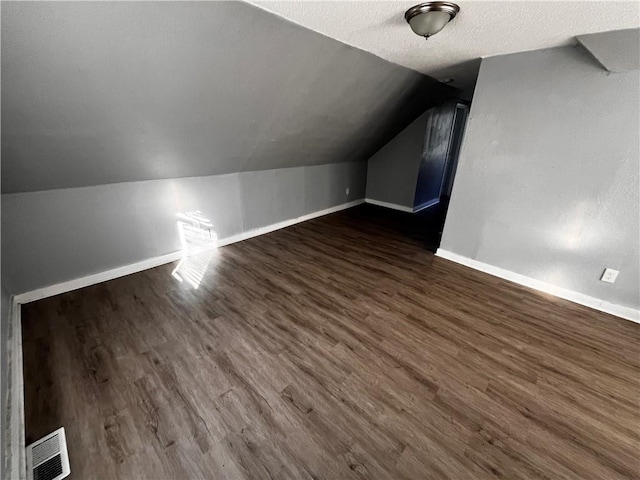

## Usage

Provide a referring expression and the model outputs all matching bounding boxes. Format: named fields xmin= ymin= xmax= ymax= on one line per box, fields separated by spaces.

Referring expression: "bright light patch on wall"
xmin=172 ymin=210 xmax=217 ymax=289
xmin=557 ymin=201 xmax=591 ymax=250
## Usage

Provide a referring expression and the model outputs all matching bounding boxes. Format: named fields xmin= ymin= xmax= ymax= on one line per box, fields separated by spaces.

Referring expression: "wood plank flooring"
xmin=22 ymin=205 xmax=640 ymax=479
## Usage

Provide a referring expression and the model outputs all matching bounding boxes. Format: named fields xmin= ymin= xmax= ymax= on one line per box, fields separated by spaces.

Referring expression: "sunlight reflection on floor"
xmin=172 ymin=210 xmax=217 ymax=289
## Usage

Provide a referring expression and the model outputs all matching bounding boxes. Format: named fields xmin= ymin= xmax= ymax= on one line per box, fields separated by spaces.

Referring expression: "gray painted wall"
xmin=577 ymin=28 xmax=640 ymax=73
xmin=1 ymin=1 xmax=449 ymax=193
xmin=365 ymin=111 xmax=431 ymax=208
xmin=1 ymin=162 xmax=367 ymax=295
xmin=441 ymin=45 xmax=640 ymax=310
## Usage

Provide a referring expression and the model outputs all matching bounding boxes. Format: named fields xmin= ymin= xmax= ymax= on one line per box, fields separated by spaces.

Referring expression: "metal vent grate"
xmin=33 ymin=454 xmax=63 ymax=480
xmin=27 ymin=428 xmax=70 ymax=480
xmin=32 ymin=435 xmax=60 ymax=466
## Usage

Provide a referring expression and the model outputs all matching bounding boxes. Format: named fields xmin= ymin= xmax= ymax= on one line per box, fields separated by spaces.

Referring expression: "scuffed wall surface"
xmin=441 ymin=46 xmax=639 ymax=309
xmin=1 ymin=162 xmax=367 ymax=295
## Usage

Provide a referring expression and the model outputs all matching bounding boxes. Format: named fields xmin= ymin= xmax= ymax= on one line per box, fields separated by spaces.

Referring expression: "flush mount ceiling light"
xmin=405 ymin=2 xmax=460 ymax=40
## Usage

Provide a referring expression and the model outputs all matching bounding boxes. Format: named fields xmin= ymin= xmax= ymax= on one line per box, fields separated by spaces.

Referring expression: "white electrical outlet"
xmin=346 ymin=187 xmax=350 ymax=195
xmin=600 ymin=268 xmax=619 ymax=284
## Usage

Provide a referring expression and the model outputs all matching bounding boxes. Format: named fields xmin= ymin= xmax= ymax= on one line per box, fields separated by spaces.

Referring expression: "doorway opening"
xmin=412 ymin=100 xmax=469 ymax=251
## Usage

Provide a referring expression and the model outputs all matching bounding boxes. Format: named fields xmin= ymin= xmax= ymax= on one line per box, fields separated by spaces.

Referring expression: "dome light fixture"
xmin=405 ymin=2 xmax=460 ymax=40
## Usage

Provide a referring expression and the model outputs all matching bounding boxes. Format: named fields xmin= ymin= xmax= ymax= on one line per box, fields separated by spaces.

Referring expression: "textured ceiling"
xmin=250 ymin=1 xmax=640 ymax=93
xmin=1 ymin=1 xmax=450 ymax=193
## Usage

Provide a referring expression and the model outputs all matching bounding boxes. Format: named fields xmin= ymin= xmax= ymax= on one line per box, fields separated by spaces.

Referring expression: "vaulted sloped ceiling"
xmin=1 ymin=1 xmax=451 ymax=193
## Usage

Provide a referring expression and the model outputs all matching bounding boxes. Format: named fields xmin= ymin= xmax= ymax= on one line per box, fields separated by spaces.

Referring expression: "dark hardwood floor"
xmin=22 ymin=206 xmax=640 ymax=479
xmin=349 ymin=203 xmax=449 ymax=251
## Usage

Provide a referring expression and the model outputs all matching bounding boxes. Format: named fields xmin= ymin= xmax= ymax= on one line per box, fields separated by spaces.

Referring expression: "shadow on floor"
xmin=341 ymin=202 xmax=449 ymax=252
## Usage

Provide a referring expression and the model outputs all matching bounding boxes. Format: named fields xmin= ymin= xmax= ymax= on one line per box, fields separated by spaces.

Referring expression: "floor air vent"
xmin=27 ymin=427 xmax=70 ymax=480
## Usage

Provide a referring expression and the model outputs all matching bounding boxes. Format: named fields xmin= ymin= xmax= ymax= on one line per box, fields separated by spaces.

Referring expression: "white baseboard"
xmin=413 ymin=199 xmax=440 ymax=213
xmin=364 ymin=198 xmax=414 ymax=213
xmin=14 ymin=199 xmax=365 ymax=305
xmin=14 ymin=251 xmax=185 ymax=305
xmin=365 ymin=197 xmax=439 ymax=214
xmin=218 ymin=199 xmax=365 ymax=247
xmin=7 ymin=297 xmax=26 ymax=480
xmin=436 ymin=249 xmax=640 ymax=324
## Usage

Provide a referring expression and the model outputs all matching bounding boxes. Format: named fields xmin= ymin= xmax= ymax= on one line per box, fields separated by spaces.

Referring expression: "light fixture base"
xmin=405 ymin=2 xmax=460 ymax=39
xmin=404 ymin=2 xmax=460 ymax=23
